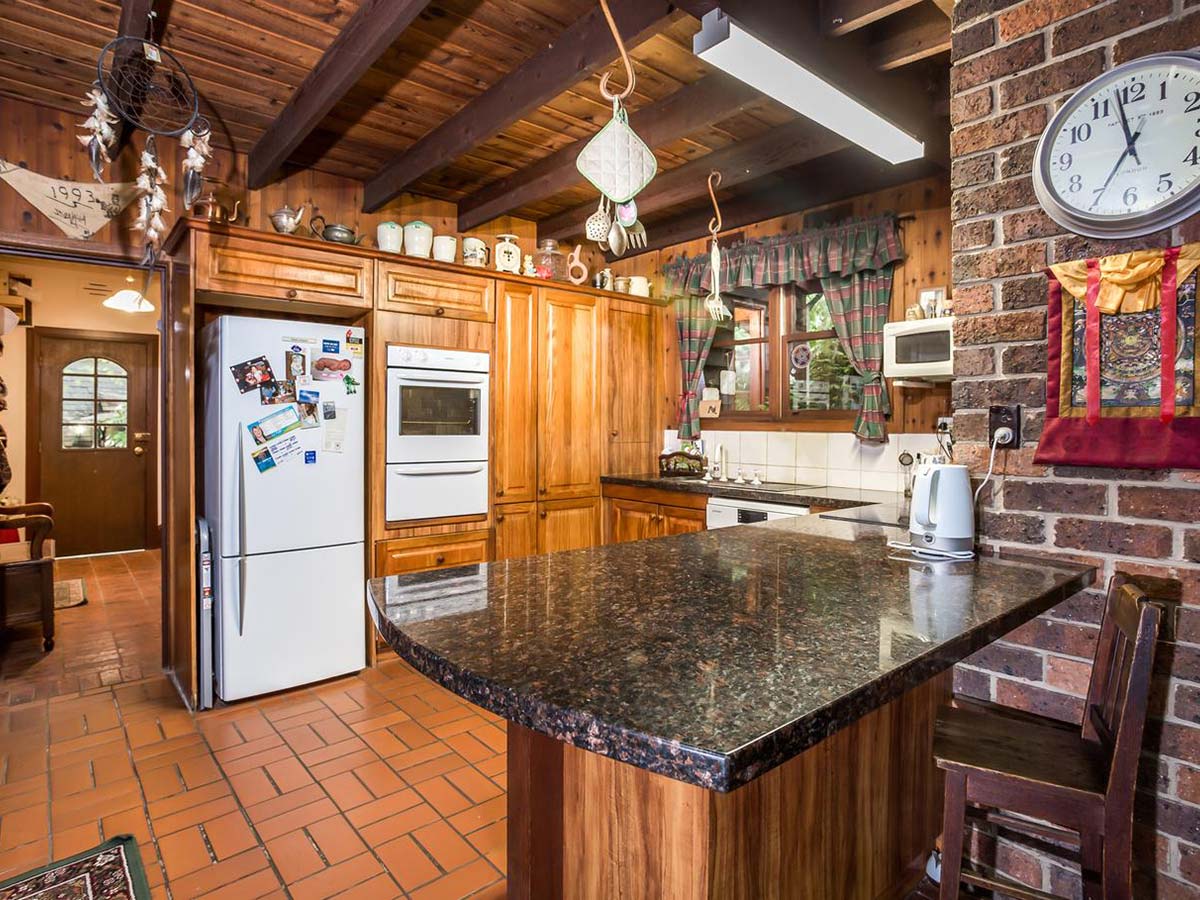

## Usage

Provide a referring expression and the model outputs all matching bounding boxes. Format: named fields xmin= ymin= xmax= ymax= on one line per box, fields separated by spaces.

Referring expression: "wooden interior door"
xmin=537 ymin=290 xmax=599 ymax=500
xmin=605 ymin=497 xmax=660 ymax=545
xmin=494 ymin=284 xmax=538 ymax=504
xmin=538 ymin=498 xmax=601 ymax=554
xmin=30 ymin=328 xmax=157 ymax=556
xmin=495 ymin=502 xmax=538 ymax=561
xmin=604 ymin=300 xmax=656 ymax=476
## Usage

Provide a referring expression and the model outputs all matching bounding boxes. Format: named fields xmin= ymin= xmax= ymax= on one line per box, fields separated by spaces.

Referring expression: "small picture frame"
xmin=699 ymin=398 xmax=722 ymax=418
xmin=918 ymin=286 xmax=948 ymax=319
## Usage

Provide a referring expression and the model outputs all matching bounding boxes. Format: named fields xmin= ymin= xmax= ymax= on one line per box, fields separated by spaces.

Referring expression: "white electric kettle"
xmin=908 ymin=461 xmax=975 ymax=558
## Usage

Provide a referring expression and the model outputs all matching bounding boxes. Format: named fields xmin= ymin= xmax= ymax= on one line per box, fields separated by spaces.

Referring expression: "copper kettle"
xmin=192 ymin=190 xmax=242 ymax=225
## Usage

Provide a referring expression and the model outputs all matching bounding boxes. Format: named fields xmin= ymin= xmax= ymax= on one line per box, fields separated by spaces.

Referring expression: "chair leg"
xmin=1080 ymin=830 xmax=1103 ymax=900
xmin=39 ymin=561 xmax=54 ymax=652
xmin=939 ymin=770 xmax=967 ymax=900
xmin=1102 ymin=821 xmax=1132 ymax=900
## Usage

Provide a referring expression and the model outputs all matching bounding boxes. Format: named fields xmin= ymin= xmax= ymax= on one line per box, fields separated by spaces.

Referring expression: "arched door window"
xmin=61 ymin=357 xmax=128 ymax=449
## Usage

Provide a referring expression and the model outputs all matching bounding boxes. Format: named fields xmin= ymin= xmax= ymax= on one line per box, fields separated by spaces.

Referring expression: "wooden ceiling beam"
xmin=538 ymin=119 xmax=849 ymax=242
xmin=117 ymin=0 xmax=161 ymax=41
xmin=456 ymin=73 xmax=760 ymax=232
xmin=929 ymin=0 xmax=954 ymax=17
xmin=617 ymin=147 xmax=939 ymax=257
xmin=871 ymin=4 xmax=951 ymax=70
xmin=362 ymin=0 xmax=701 ymax=212
xmin=820 ymin=0 xmax=925 ymax=36
xmin=247 ymin=0 xmax=434 ymax=189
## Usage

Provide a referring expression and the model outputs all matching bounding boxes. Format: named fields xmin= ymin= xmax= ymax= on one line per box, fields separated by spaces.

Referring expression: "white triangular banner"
xmin=0 ymin=159 xmax=138 ymax=240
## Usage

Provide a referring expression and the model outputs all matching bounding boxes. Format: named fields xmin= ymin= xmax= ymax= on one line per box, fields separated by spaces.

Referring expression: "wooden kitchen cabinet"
xmin=376 ymin=261 xmax=494 ymax=322
xmin=195 ymin=231 xmax=372 ymax=309
xmin=495 ymin=502 xmax=538 ymax=561
xmin=538 ymin=497 xmax=601 ymax=554
xmin=661 ymin=504 xmax=706 ymax=536
xmin=494 ymin=284 xmax=538 ymax=504
xmin=538 ymin=289 xmax=600 ymax=500
xmin=602 ymin=484 xmax=708 ymax=544
xmin=604 ymin=300 xmax=657 ymax=476
xmin=375 ymin=530 xmax=492 ymax=576
xmin=606 ymin=497 xmax=660 ymax=544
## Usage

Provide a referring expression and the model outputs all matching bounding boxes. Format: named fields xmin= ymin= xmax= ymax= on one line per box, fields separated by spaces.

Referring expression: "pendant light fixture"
xmin=102 ymin=274 xmax=155 ymax=313
xmin=693 ymin=9 xmax=924 ymax=165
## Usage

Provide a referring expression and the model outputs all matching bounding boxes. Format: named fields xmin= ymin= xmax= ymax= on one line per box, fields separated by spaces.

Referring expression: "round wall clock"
xmin=1033 ymin=51 xmax=1200 ymax=239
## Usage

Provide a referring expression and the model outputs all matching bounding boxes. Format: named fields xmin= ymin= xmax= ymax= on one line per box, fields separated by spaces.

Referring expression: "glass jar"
xmin=533 ymin=238 xmax=567 ymax=281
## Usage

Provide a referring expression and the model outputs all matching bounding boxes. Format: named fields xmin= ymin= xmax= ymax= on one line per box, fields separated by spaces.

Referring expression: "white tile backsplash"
xmin=766 ymin=432 xmax=797 ymax=467
xmin=765 ymin=464 xmax=796 ymax=484
xmin=827 ymin=468 xmax=861 ymax=489
xmin=739 ymin=433 xmax=767 ymax=467
xmin=795 ymin=433 xmax=828 ymax=469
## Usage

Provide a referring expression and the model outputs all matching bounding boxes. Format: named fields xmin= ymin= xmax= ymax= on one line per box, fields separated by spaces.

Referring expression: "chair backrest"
xmin=1082 ymin=573 xmax=1167 ymax=799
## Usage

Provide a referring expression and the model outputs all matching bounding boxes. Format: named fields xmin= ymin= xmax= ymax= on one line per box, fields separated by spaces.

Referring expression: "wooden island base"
xmin=507 ymin=671 xmax=952 ymax=899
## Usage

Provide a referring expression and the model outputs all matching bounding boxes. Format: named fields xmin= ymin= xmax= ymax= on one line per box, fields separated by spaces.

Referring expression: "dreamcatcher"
xmin=80 ymin=4 xmax=205 ymax=266
xmin=705 ymin=170 xmax=730 ymax=321
xmin=576 ymin=0 xmax=654 ymax=257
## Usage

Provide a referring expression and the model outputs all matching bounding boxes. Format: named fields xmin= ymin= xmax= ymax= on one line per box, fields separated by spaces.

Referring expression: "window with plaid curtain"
xmin=674 ymin=295 xmax=717 ymax=440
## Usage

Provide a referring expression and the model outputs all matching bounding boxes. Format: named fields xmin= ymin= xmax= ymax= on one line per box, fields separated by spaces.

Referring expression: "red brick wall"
xmin=949 ymin=1 xmax=1200 ymax=895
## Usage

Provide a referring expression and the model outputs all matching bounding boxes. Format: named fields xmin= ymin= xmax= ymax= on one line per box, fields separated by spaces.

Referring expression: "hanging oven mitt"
xmin=576 ymin=102 xmax=657 ymax=204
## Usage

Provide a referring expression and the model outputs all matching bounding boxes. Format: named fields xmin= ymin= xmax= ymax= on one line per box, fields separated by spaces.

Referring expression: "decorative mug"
xmin=432 ymin=235 xmax=457 ymax=263
xmin=376 ymin=221 xmax=402 ymax=253
xmin=613 ymin=276 xmax=631 ymax=294
xmin=628 ymin=275 xmax=650 ymax=297
xmin=403 ymin=220 xmax=433 ymax=258
xmin=463 ymin=237 xmax=488 ymax=267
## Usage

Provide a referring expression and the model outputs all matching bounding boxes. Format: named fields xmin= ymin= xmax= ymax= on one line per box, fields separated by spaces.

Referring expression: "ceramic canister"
xmin=403 ymin=220 xmax=433 ymax=258
xmin=376 ymin=221 xmax=402 ymax=253
xmin=433 ymin=235 xmax=457 ymax=263
xmin=462 ymin=237 xmax=488 ymax=268
xmin=628 ymin=275 xmax=650 ymax=297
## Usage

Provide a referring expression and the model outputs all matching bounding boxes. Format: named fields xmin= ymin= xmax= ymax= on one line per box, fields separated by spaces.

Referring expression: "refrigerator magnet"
xmin=268 ymin=434 xmax=303 ymax=465
xmin=312 ymin=356 xmax=351 ymax=381
xmin=250 ymin=446 xmax=276 ymax=473
xmin=322 ymin=338 xmax=340 ymax=353
xmin=323 ymin=408 xmax=347 ymax=453
xmin=345 ymin=331 xmax=363 ymax=357
xmin=342 ymin=374 xmax=360 ymax=395
xmin=298 ymin=402 xmax=320 ymax=429
xmin=304 ymin=450 xmax=317 ymax=465
xmin=321 ymin=402 xmax=337 ymax=421
xmin=259 ymin=379 xmax=297 ymax=405
xmin=246 ymin=405 xmax=302 ymax=446
xmin=230 ymin=356 xmax=276 ymax=393
xmin=285 ymin=349 xmax=307 ymax=381
xmin=298 ymin=389 xmax=320 ymax=404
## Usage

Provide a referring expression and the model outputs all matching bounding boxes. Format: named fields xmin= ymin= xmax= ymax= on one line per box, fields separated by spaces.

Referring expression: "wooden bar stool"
xmin=933 ymin=573 xmax=1168 ymax=900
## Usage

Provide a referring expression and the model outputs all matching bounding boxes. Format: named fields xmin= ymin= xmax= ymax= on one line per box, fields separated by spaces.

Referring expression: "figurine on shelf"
xmin=523 ymin=254 xmax=537 ymax=278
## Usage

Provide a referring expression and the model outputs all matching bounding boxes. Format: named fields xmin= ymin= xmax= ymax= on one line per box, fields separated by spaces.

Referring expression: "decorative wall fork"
xmin=705 ymin=170 xmax=731 ymax=321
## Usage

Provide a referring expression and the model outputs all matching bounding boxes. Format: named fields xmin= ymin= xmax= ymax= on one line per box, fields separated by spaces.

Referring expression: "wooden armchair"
xmin=0 ymin=502 xmax=56 ymax=650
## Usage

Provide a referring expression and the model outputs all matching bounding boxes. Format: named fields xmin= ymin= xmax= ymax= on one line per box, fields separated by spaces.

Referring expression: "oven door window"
xmin=398 ymin=385 xmax=481 ymax=436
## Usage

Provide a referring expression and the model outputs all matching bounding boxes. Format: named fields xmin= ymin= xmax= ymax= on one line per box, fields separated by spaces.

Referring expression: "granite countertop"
xmin=601 ymin=473 xmax=902 ymax=510
xmin=367 ymin=515 xmax=1093 ymax=792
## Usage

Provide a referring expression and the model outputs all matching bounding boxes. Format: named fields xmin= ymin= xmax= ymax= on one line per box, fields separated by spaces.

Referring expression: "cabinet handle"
xmin=286 ymin=289 xmax=298 ymax=299
xmin=496 ymin=488 xmax=505 ymax=497
xmin=496 ymin=514 xmax=505 ymax=522
xmin=434 ymin=306 xmax=446 ymax=316
xmin=538 ymin=487 xmax=546 ymax=494
xmin=435 ymin=554 xmax=446 ymax=565
xmin=539 ymin=510 xmax=548 ymax=519
xmin=610 ymin=430 xmax=619 ymax=438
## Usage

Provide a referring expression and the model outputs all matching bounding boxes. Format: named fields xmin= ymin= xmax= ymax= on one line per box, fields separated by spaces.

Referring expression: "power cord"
xmin=974 ymin=427 xmax=1012 ymax=504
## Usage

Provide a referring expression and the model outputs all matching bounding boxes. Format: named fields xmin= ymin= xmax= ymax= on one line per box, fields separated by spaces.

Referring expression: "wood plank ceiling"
xmin=0 ymin=0 xmax=951 ymax=247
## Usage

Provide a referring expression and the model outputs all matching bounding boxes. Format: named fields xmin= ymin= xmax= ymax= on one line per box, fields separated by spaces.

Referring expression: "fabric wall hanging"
xmin=0 ymin=159 xmax=138 ymax=240
xmin=1035 ymin=243 xmax=1200 ymax=469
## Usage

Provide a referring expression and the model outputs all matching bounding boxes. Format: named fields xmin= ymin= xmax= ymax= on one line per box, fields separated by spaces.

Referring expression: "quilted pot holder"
xmin=576 ymin=105 xmax=657 ymax=204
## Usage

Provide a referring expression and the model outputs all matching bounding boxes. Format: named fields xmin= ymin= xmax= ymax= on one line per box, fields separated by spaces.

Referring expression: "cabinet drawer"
xmin=374 ymin=531 xmax=492 ymax=576
xmin=376 ymin=263 xmax=495 ymax=322
xmin=196 ymin=233 xmax=372 ymax=308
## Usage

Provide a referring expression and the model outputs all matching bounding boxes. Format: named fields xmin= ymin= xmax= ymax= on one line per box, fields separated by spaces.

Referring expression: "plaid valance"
xmin=662 ymin=215 xmax=904 ymax=296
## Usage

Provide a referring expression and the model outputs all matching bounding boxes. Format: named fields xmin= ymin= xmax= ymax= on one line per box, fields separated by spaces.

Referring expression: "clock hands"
xmin=1088 ymin=113 xmax=1147 ymax=210
xmin=1114 ymin=88 xmax=1141 ymax=165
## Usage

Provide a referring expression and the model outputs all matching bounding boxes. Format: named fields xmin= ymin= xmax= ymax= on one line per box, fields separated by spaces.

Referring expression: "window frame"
xmin=60 ymin=356 xmax=130 ymax=450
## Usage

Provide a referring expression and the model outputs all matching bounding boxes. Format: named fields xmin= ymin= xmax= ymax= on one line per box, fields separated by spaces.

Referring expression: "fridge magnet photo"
xmin=251 ymin=446 xmax=276 ymax=473
xmin=259 ymin=379 xmax=298 ymax=405
xmin=298 ymin=388 xmax=320 ymax=404
xmin=312 ymin=356 xmax=352 ymax=381
xmin=298 ymin=402 xmax=320 ymax=429
xmin=246 ymin=405 xmax=302 ymax=445
xmin=322 ymin=401 xmax=337 ymax=420
xmin=285 ymin=349 xmax=307 ymax=381
xmin=230 ymin=356 xmax=276 ymax=393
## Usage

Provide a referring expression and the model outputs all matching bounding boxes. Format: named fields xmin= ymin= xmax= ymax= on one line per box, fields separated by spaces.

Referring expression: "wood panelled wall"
xmin=0 ymin=96 xmax=536 ymax=259
xmin=604 ymin=175 xmax=952 ymax=435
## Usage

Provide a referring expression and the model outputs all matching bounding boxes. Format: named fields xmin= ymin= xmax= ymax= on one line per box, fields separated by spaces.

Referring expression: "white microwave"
xmin=883 ymin=318 xmax=954 ymax=381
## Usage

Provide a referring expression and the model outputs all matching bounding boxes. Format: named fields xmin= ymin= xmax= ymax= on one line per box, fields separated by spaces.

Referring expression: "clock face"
xmin=1034 ymin=52 xmax=1200 ymax=238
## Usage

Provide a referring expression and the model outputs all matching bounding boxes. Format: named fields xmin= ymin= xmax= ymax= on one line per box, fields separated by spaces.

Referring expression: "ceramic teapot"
xmin=269 ymin=203 xmax=307 ymax=234
xmin=310 ymin=215 xmax=363 ymax=245
xmin=192 ymin=191 xmax=241 ymax=225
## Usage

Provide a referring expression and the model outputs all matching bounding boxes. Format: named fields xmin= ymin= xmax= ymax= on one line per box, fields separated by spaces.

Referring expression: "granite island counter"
xmin=367 ymin=515 xmax=1093 ymax=899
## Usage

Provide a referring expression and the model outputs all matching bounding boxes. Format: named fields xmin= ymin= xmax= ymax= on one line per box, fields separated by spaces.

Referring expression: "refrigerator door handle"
xmin=237 ymin=425 xmax=248 ymax=637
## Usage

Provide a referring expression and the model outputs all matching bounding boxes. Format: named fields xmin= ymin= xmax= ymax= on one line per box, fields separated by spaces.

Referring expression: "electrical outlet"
xmin=936 ymin=417 xmax=954 ymax=432
xmin=988 ymin=404 xmax=1021 ymax=449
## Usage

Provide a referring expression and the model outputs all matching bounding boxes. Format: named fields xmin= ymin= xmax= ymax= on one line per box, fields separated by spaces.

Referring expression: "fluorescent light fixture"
xmin=102 ymin=275 xmax=155 ymax=313
xmin=694 ymin=10 xmax=924 ymax=165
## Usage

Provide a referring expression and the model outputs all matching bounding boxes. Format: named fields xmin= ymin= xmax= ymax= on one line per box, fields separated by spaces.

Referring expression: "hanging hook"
xmin=707 ymin=170 xmax=723 ymax=237
xmin=598 ymin=0 xmax=636 ymax=102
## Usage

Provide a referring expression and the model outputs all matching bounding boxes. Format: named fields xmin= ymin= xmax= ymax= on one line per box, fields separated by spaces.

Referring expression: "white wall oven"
xmin=386 ymin=346 xmax=489 ymax=522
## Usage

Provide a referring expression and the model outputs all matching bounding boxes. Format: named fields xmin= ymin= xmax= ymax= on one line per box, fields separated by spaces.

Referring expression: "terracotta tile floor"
xmin=0 ymin=552 xmax=509 ymax=898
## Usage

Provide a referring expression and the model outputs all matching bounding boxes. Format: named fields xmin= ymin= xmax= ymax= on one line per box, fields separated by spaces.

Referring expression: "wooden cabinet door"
xmin=495 ymin=502 xmax=538 ymax=561
xmin=605 ymin=498 xmax=660 ymax=545
xmin=196 ymin=232 xmax=372 ymax=308
xmin=538 ymin=290 xmax=600 ymax=500
xmin=374 ymin=531 xmax=492 ymax=576
xmin=604 ymin=300 xmax=656 ymax=475
xmin=376 ymin=262 xmax=494 ymax=322
xmin=494 ymin=284 xmax=538 ymax=504
xmin=538 ymin=498 xmax=601 ymax=554
xmin=660 ymin=504 xmax=706 ymax=536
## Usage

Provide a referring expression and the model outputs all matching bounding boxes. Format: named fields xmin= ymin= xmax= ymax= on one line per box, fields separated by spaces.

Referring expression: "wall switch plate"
xmin=988 ymin=405 xmax=1021 ymax=449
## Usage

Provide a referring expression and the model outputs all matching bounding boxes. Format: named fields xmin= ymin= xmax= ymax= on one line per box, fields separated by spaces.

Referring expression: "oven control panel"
xmin=387 ymin=344 xmax=489 ymax=373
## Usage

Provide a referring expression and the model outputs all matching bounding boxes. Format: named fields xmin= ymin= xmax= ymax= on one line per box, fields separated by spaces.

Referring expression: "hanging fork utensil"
xmin=704 ymin=170 xmax=731 ymax=321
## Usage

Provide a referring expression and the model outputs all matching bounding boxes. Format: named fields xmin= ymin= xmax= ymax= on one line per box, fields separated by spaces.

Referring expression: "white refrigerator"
xmin=201 ymin=315 xmax=366 ymax=702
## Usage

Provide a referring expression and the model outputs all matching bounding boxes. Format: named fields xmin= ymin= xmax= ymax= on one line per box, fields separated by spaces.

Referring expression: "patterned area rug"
xmin=53 ymin=578 xmax=87 ymax=610
xmin=0 ymin=835 xmax=149 ymax=899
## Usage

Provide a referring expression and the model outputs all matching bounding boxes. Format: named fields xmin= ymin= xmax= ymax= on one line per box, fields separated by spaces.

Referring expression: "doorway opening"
xmin=0 ymin=252 xmax=165 ymax=702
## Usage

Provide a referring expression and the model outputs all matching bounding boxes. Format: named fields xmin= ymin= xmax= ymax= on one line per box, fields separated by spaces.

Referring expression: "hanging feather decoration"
xmin=132 ymin=135 xmax=169 ymax=267
xmin=180 ymin=117 xmax=211 ymax=207
xmin=77 ymin=84 xmax=118 ymax=182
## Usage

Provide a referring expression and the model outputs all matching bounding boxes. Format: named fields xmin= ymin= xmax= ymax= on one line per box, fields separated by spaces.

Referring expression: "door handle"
xmin=132 ymin=447 xmax=145 ymax=456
